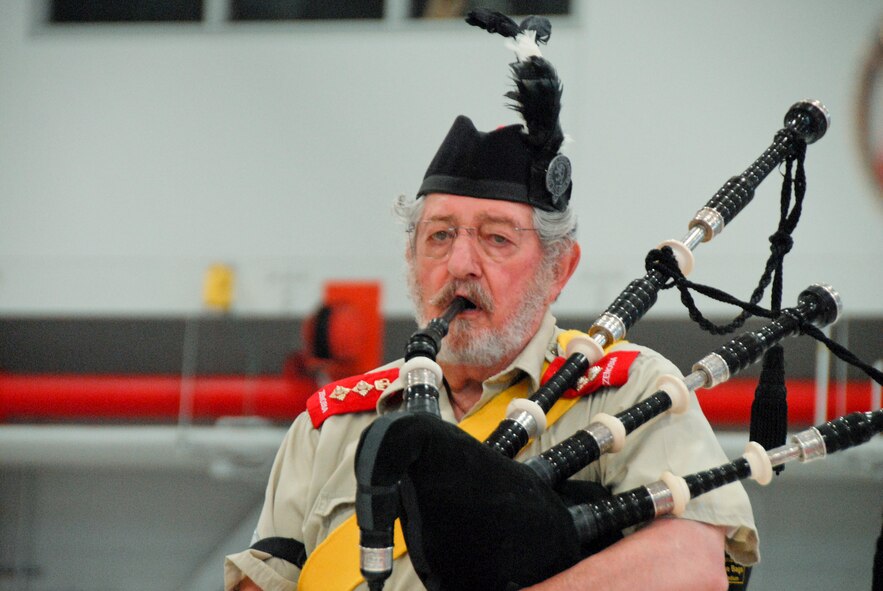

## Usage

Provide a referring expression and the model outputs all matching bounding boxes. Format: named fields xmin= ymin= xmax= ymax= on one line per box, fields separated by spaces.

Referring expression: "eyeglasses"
xmin=410 ymin=220 xmax=538 ymax=261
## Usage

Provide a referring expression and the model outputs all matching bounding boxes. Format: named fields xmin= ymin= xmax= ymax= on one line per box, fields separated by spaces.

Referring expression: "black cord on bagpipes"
xmin=643 ymin=173 xmax=883 ymax=387
xmin=642 ymin=145 xmax=883 ymax=385
xmin=647 ymin=143 xmax=806 ymax=336
xmin=647 ymin=243 xmax=883 ymax=385
xmin=643 ymin=142 xmax=882 ymax=478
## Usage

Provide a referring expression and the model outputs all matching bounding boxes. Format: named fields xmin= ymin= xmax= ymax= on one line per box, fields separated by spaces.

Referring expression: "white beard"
xmin=407 ymin=263 xmax=554 ymax=368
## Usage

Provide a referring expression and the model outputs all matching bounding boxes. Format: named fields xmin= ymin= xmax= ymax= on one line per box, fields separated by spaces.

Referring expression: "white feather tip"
xmin=505 ymin=30 xmax=542 ymax=60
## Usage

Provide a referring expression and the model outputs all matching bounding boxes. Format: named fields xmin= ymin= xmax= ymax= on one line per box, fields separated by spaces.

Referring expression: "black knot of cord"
xmin=644 ymin=246 xmax=770 ymax=335
xmin=768 ymin=231 xmax=794 ymax=258
xmin=643 ymin=245 xmax=883 ymax=379
xmin=642 ymin=147 xmax=810 ymax=340
xmin=644 ymin=247 xmax=683 ymax=287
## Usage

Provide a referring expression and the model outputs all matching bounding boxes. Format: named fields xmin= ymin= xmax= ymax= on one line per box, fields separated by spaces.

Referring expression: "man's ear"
xmin=548 ymin=241 xmax=581 ymax=304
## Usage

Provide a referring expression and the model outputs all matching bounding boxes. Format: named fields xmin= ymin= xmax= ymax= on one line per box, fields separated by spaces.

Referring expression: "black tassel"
xmin=748 ymin=344 xmax=788 ymax=474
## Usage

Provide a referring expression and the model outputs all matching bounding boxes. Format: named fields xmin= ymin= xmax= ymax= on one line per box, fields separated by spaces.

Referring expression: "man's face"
xmin=407 ymin=193 xmax=563 ymax=368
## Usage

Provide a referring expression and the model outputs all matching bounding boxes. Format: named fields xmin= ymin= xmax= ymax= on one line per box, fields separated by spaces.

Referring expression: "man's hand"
xmin=233 ymin=577 xmax=262 ymax=591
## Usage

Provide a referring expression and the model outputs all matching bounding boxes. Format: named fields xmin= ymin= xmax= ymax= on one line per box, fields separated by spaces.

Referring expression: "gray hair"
xmin=392 ymin=193 xmax=578 ymax=263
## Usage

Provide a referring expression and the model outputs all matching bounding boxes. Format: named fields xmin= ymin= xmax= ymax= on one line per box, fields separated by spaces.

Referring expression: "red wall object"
xmin=300 ymin=281 xmax=383 ymax=382
xmin=0 ymin=374 xmax=873 ymax=425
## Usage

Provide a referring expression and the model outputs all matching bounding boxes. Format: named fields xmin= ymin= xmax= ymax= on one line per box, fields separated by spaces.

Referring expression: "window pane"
xmin=231 ymin=0 xmax=384 ymax=21
xmin=50 ymin=0 xmax=203 ymax=23
xmin=412 ymin=1 xmax=570 ymax=19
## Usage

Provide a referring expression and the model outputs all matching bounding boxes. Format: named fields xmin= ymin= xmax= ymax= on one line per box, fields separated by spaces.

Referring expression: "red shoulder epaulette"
xmin=542 ymin=349 xmax=641 ymax=399
xmin=306 ymin=367 xmax=401 ymax=428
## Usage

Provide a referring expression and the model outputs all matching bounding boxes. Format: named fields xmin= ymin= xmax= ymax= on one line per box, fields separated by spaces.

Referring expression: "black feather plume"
xmin=466 ymin=9 xmax=521 ymax=38
xmin=466 ymin=9 xmax=564 ymax=158
xmin=466 ymin=9 xmax=552 ymax=45
xmin=466 ymin=9 xmax=570 ymax=209
xmin=506 ymin=57 xmax=564 ymax=157
xmin=519 ymin=16 xmax=551 ymax=44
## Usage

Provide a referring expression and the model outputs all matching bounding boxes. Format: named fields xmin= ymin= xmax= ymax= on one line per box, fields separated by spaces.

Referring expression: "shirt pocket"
xmin=305 ymin=487 xmax=357 ymax=548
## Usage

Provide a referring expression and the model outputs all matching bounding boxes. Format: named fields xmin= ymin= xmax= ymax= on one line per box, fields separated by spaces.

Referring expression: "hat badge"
xmin=545 ymin=154 xmax=572 ymax=202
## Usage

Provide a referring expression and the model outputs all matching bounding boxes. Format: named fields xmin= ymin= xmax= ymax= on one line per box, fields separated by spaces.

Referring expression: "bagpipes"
xmin=353 ymin=10 xmax=883 ymax=591
xmin=356 ymin=285 xmax=882 ymax=591
xmin=567 ymin=407 xmax=883 ymax=552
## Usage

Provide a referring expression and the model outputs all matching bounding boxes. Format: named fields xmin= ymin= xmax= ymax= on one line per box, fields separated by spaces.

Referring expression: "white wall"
xmin=0 ymin=0 xmax=881 ymax=318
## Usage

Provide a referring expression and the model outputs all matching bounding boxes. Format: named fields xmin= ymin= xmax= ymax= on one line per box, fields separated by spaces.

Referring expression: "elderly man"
xmin=225 ymin=13 xmax=756 ymax=591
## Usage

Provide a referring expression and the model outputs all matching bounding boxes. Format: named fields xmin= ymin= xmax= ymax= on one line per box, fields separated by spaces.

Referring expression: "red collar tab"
xmin=306 ymin=367 xmax=401 ymax=428
xmin=541 ymin=350 xmax=641 ymax=399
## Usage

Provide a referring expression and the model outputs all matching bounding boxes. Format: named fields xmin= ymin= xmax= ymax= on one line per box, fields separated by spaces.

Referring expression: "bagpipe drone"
xmin=353 ymin=9 xmax=883 ymax=591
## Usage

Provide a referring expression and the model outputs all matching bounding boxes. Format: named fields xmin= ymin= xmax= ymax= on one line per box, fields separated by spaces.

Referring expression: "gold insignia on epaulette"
xmin=353 ymin=380 xmax=373 ymax=397
xmin=374 ymin=378 xmax=391 ymax=391
xmin=576 ymin=366 xmax=601 ymax=391
xmin=330 ymin=385 xmax=351 ymax=401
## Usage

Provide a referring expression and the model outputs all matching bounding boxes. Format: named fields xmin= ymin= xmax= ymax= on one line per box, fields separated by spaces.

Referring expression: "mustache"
xmin=428 ymin=280 xmax=494 ymax=313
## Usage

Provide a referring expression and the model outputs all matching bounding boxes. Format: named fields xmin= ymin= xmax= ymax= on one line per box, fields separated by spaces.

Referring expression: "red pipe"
xmin=0 ymin=373 xmax=316 ymax=422
xmin=0 ymin=374 xmax=875 ymax=425
xmin=695 ymin=379 xmax=875 ymax=427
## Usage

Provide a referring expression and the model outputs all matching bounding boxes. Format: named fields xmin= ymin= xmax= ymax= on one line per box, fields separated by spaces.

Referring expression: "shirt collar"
xmin=462 ymin=309 xmax=559 ymax=419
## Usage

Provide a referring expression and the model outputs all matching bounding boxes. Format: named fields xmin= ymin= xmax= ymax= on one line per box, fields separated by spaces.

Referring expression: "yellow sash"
xmin=298 ymin=332 xmax=597 ymax=591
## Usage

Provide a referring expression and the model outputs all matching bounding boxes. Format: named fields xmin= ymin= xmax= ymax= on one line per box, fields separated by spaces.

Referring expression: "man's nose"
xmin=446 ymin=230 xmax=482 ymax=279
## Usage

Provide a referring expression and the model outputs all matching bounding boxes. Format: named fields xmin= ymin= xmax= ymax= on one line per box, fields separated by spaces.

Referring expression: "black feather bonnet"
xmin=417 ymin=9 xmax=571 ymax=212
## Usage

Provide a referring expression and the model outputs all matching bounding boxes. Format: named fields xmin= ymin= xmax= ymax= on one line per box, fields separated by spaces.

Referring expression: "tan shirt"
xmin=225 ymin=312 xmax=758 ymax=590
